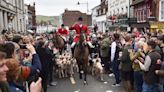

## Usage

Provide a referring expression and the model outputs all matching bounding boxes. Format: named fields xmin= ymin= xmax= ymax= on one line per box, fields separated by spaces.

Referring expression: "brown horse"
xmin=74 ymin=31 xmax=89 ymax=85
xmin=52 ymin=33 xmax=65 ymax=54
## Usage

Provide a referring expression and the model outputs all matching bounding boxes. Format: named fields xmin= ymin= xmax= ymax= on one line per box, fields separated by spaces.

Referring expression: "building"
xmin=158 ymin=0 xmax=164 ymax=22
xmin=131 ymin=0 xmax=164 ymax=32
xmin=62 ymin=9 xmax=92 ymax=27
xmin=92 ymin=0 xmax=108 ymax=33
xmin=149 ymin=0 xmax=164 ymax=32
xmin=26 ymin=3 xmax=36 ymax=31
xmin=0 ymin=0 xmax=25 ymax=32
xmin=107 ymin=0 xmax=131 ymax=31
xmin=131 ymin=0 xmax=152 ymax=30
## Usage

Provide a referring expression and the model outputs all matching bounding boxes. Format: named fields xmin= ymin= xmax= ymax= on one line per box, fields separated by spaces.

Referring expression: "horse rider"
xmin=69 ymin=16 xmax=95 ymax=49
xmin=57 ymin=24 xmax=69 ymax=49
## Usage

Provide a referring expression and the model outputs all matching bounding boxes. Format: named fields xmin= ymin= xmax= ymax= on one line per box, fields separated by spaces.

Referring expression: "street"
xmin=47 ymin=73 xmax=123 ymax=92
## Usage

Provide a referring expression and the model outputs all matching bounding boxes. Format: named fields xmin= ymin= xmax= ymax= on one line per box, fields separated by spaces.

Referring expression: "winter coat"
xmin=0 ymin=82 xmax=11 ymax=92
xmin=100 ymin=37 xmax=111 ymax=58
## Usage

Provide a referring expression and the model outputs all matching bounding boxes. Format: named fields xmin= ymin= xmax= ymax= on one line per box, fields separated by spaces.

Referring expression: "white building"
xmin=24 ymin=4 xmax=29 ymax=31
xmin=108 ymin=0 xmax=130 ymax=17
xmin=107 ymin=0 xmax=131 ymax=31
xmin=91 ymin=0 xmax=108 ymax=33
xmin=0 ymin=0 xmax=25 ymax=32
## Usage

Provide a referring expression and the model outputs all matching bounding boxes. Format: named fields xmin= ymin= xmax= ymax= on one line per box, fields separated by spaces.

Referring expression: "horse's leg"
xmin=78 ymin=64 xmax=82 ymax=79
xmin=59 ymin=48 xmax=63 ymax=55
xmin=83 ymin=64 xmax=88 ymax=85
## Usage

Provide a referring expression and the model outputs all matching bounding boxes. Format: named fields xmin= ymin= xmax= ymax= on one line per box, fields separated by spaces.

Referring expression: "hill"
xmin=36 ymin=15 xmax=60 ymax=27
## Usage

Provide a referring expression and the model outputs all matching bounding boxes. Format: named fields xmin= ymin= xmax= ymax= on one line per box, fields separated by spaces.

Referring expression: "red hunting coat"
xmin=69 ymin=24 xmax=91 ymax=42
xmin=57 ymin=28 xmax=68 ymax=36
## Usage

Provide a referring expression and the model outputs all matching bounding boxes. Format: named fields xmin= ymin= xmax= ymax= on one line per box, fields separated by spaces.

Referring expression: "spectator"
xmin=46 ymin=40 xmax=57 ymax=86
xmin=137 ymin=40 xmax=161 ymax=92
xmin=36 ymin=40 xmax=50 ymax=92
xmin=0 ymin=44 xmax=10 ymax=92
xmin=100 ymin=35 xmax=111 ymax=73
xmin=3 ymin=42 xmax=42 ymax=85
xmin=5 ymin=59 xmax=25 ymax=92
xmin=120 ymin=34 xmax=133 ymax=92
xmin=130 ymin=40 xmax=147 ymax=92
xmin=111 ymin=33 xmax=122 ymax=86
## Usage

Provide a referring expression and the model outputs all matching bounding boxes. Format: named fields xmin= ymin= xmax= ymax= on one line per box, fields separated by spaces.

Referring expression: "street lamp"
xmin=77 ymin=1 xmax=89 ymax=13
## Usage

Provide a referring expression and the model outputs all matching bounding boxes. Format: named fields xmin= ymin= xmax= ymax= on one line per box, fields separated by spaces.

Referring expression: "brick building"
xmin=131 ymin=0 xmax=164 ymax=32
xmin=62 ymin=9 xmax=92 ymax=27
xmin=130 ymin=0 xmax=152 ymax=29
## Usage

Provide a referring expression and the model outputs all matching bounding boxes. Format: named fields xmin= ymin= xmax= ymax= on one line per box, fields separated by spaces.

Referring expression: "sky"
xmin=24 ymin=0 xmax=100 ymax=16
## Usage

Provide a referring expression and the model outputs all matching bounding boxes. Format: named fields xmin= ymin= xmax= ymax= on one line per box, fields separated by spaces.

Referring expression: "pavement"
xmin=47 ymin=73 xmax=123 ymax=92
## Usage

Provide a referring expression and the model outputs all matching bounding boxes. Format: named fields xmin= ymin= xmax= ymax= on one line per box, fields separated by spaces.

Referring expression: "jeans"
xmin=112 ymin=60 xmax=120 ymax=84
xmin=134 ymin=71 xmax=143 ymax=92
xmin=159 ymin=84 xmax=163 ymax=92
xmin=142 ymin=82 xmax=159 ymax=92
xmin=49 ymin=61 xmax=54 ymax=83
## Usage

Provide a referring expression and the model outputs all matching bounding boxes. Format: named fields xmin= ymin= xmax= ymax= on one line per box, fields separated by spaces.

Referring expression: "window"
xmin=103 ymin=8 xmax=106 ymax=14
xmin=101 ymin=9 xmax=103 ymax=15
xmin=144 ymin=9 xmax=147 ymax=21
xmin=106 ymin=8 xmax=108 ymax=13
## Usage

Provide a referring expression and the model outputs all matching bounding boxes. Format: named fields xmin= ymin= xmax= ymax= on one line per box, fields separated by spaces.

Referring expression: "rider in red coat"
xmin=57 ymin=24 xmax=68 ymax=42
xmin=69 ymin=17 xmax=94 ymax=48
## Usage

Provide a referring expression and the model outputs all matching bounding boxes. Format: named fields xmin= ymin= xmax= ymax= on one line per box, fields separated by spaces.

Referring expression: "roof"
xmin=91 ymin=5 xmax=100 ymax=10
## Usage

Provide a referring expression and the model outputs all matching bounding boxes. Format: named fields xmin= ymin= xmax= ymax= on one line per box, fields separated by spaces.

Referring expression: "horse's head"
xmin=52 ymin=32 xmax=64 ymax=49
xmin=79 ymin=31 xmax=86 ymax=45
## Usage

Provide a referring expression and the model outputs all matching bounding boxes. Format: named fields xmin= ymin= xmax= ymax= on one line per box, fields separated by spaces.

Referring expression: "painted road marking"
xmin=70 ymin=77 xmax=76 ymax=84
xmin=106 ymin=90 xmax=113 ymax=92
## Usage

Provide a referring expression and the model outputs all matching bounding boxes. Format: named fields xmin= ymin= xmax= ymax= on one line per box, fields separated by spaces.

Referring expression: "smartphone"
xmin=28 ymin=69 xmax=40 ymax=84
xmin=20 ymin=44 xmax=27 ymax=49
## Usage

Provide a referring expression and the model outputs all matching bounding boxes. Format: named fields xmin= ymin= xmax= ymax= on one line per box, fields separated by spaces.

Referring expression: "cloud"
xmin=25 ymin=0 xmax=99 ymax=16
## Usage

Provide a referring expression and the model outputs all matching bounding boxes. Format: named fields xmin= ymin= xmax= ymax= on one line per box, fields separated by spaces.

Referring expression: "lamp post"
xmin=77 ymin=1 xmax=89 ymax=13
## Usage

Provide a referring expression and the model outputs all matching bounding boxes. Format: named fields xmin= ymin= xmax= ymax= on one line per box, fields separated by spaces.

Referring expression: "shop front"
xmin=150 ymin=22 xmax=164 ymax=33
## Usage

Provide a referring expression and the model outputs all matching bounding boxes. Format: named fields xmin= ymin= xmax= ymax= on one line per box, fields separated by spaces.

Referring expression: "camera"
xmin=20 ymin=44 xmax=27 ymax=49
xmin=24 ymin=50 xmax=30 ymax=57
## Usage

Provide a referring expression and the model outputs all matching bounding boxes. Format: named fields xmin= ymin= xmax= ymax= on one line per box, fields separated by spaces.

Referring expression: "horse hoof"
xmin=80 ymin=70 xmax=84 ymax=74
xmin=84 ymin=81 xmax=88 ymax=85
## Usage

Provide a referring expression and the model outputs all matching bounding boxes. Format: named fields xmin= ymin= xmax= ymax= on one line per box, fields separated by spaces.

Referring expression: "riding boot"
xmin=87 ymin=41 xmax=95 ymax=48
xmin=71 ymin=42 xmax=76 ymax=48
xmin=64 ymin=40 xmax=67 ymax=50
xmin=71 ymin=47 xmax=75 ymax=57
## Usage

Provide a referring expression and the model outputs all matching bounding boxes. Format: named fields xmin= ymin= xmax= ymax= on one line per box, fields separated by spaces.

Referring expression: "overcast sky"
xmin=24 ymin=0 xmax=100 ymax=16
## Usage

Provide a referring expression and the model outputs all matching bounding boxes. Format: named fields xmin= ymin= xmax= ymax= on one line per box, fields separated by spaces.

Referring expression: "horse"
xmin=74 ymin=31 xmax=89 ymax=85
xmin=52 ymin=32 xmax=65 ymax=55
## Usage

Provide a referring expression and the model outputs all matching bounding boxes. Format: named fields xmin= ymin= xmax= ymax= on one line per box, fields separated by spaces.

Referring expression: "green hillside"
xmin=36 ymin=15 xmax=60 ymax=27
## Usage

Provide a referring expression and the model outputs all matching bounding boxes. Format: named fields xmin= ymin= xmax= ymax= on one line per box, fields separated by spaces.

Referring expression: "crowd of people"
xmin=91 ymin=29 xmax=164 ymax=92
xmin=0 ymin=16 xmax=164 ymax=92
